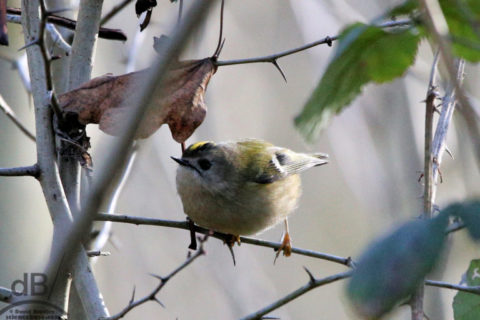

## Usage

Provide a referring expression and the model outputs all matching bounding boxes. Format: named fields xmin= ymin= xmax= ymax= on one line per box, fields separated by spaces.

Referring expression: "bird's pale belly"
xmin=177 ymin=173 xmax=301 ymax=235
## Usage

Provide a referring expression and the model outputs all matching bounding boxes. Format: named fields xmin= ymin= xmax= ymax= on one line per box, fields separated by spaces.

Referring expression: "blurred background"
xmin=1 ymin=0 xmax=479 ymax=319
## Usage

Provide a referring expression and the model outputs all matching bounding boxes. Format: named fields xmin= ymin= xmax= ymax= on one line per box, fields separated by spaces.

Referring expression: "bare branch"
xmin=239 ymin=271 xmax=352 ymax=320
xmin=7 ymin=7 xmax=127 ymax=41
xmin=7 ymin=14 xmax=71 ymax=55
xmin=0 ymin=94 xmax=36 ymax=142
xmin=68 ymin=0 xmax=103 ymax=90
xmin=103 ymin=238 xmax=207 ymax=320
xmin=425 ymin=280 xmax=480 ymax=295
xmin=0 ymin=164 xmax=39 ymax=177
xmin=215 ymin=19 xmax=411 ymax=67
xmin=431 ymin=60 xmax=465 ymax=197
xmin=100 ymin=0 xmax=134 ymax=26
xmin=95 ymin=213 xmax=354 ymax=267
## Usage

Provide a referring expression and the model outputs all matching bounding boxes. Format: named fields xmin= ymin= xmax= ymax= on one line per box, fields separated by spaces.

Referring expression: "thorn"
xmin=129 ymin=286 xmax=136 ymax=304
xmin=445 ymin=146 xmax=454 ymax=159
xmin=303 ymin=266 xmax=316 ymax=284
xmin=226 ymin=243 xmax=236 ymax=266
xmin=152 ymin=297 xmax=165 ymax=308
xmin=18 ymin=39 xmax=39 ymax=51
xmin=417 ymin=172 xmax=424 ymax=183
xmin=271 ymin=59 xmax=287 ymax=83
xmin=149 ymin=273 xmax=166 ymax=283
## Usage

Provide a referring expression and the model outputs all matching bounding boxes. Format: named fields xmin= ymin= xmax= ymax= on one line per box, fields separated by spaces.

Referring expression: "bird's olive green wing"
xmin=235 ymin=140 xmax=284 ymax=184
xmin=235 ymin=140 xmax=328 ymax=184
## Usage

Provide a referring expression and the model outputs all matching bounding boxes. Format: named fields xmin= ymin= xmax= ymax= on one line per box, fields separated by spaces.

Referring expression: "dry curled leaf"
xmin=59 ymin=58 xmax=217 ymax=142
xmin=0 ymin=0 xmax=8 ymax=46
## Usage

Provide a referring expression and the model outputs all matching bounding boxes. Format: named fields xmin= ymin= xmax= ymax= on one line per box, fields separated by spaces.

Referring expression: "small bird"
xmin=172 ymin=139 xmax=328 ymax=257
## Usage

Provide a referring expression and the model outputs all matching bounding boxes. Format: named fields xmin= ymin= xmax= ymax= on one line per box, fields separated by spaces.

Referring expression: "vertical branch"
xmin=20 ymin=0 xmax=73 ymax=312
xmin=68 ymin=0 xmax=104 ymax=90
xmin=422 ymin=52 xmax=439 ymax=219
xmin=411 ymin=53 xmax=439 ymax=320
xmin=61 ymin=0 xmax=104 ymax=214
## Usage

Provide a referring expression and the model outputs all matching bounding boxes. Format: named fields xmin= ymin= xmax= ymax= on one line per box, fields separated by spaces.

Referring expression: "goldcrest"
xmin=172 ymin=139 xmax=328 ymax=238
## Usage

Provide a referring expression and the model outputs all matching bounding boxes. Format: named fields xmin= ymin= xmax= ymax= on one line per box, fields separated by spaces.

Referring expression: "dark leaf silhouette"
xmin=135 ymin=0 xmax=157 ymax=31
xmin=59 ymin=58 xmax=217 ymax=142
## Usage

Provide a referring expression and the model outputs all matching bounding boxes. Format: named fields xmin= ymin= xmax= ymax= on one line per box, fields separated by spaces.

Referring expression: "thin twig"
xmin=94 ymin=213 xmax=354 ymax=267
xmin=103 ymin=238 xmax=207 ymax=320
xmin=431 ymin=60 xmax=465 ymax=199
xmin=8 ymin=14 xmax=71 ymax=54
xmin=425 ymin=280 xmax=480 ymax=295
xmin=239 ymin=270 xmax=352 ymax=320
xmin=100 ymin=0 xmax=133 ymax=26
xmin=8 ymin=7 xmax=127 ymax=41
xmin=411 ymin=49 xmax=440 ymax=320
xmin=212 ymin=0 xmax=225 ymax=58
xmin=215 ymin=19 xmax=411 ymax=67
xmin=0 ymin=164 xmax=39 ymax=177
xmin=91 ymin=144 xmax=138 ymax=253
xmin=0 ymin=94 xmax=36 ymax=141
xmin=416 ymin=0 xmax=479 ymax=169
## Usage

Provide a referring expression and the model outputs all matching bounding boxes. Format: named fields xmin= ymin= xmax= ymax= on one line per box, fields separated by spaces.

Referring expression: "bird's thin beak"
xmin=171 ymin=156 xmax=189 ymax=167
xmin=171 ymin=156 xmax=202 ymax=175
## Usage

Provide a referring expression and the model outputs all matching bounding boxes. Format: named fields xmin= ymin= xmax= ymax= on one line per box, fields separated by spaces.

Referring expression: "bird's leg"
xmin=275 ymin=219 xmax=292 ymax=262
xmin=187 ymin=217 xmax=197 ymax=250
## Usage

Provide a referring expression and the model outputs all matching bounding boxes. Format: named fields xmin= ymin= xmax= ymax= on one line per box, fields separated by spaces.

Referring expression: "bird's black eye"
xmin=198 ymin=159 xmax=212 ymax=171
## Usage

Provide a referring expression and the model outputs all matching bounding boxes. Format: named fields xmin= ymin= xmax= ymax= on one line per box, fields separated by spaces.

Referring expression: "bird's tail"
xmin=310 ymin=152 xmax=329 ymax=166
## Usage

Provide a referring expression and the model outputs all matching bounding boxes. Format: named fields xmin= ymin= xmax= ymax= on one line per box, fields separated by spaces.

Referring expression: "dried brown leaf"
xmin=0 ymin=0 xmax=8 ymax=46
xmin=59 ymin=58 xmax=217 ymax=142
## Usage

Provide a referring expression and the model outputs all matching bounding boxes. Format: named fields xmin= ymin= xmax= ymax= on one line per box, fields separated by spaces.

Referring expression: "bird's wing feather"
xmin=235 ymin=140 xmax=328 ymax=184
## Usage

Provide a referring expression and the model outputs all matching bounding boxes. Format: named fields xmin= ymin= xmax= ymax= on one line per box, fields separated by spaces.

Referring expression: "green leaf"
xmin=346 ymin=214 xmax=449 ymax=319
xmin=440 ymin=0 xmax=480 ymax=62
xmin=389 ymin=0 xmax=419 ymax=17
xmin=295 ymin=23 xmax=420 ymax=141
xmin=444 ymin=200 xmax=480 ymax=240
xmin=453 ymin=259 xmax=480 ymax=320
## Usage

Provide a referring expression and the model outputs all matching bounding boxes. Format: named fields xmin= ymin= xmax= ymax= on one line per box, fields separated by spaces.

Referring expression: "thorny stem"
xmin=214 ymin=19 xmax=411 ymax=67
xmin=95 ymin=213 xmax=354 ymax=267
xmin=7 ymin=7 xmax=127 ymax=41
xmin=103 ymin=238 xmax=207 ymax=320
xmin=239 ymin=271 xmax=352 ymax=320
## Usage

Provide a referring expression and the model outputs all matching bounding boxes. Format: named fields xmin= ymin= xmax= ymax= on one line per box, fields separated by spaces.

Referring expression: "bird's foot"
xmin=274 ymin=231 xmax=292 ymax=263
